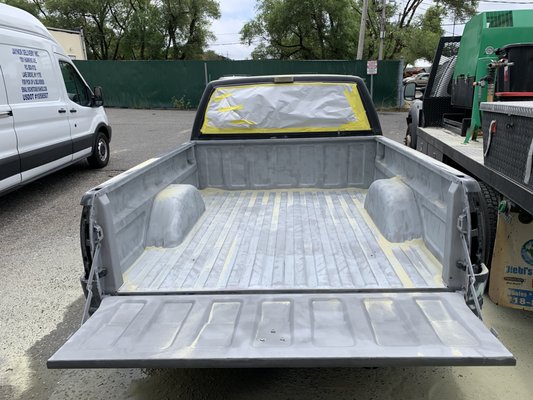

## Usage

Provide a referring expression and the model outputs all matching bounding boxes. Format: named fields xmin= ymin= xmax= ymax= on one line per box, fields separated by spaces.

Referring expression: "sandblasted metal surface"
xmin=48 ymin=291 xmax=515 ymax=368
xmin=120 ymin=188 xmax=444 ymax=292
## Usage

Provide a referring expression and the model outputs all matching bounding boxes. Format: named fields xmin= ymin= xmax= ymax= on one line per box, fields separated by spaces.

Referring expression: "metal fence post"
xmin=370 ymin=74 xmax=374 ymax=101
xmin=397 ymin=58 xmax=404 ymax=107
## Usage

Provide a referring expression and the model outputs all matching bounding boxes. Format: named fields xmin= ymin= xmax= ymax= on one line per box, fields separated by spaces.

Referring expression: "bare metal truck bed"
xmin=49 ymin=75 xmax=514 ymax=368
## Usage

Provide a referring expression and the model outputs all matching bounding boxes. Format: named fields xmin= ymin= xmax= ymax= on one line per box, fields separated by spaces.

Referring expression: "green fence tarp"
xmin=74 ymin=60 xmax=401 ymax=109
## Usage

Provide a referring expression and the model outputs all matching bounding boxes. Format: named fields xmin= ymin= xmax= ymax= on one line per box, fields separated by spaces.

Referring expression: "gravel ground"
xmin=0 ymin=108 xmax=532 ymax=400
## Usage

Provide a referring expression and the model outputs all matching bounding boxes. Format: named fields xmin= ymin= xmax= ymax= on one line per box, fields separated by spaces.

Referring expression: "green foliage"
xmin=400 ymin=6 xmax=445 ymax=64
xmin=201 ymin=50 xmax=229 ymax=60
xmin=160 ymin=0 xmax=221 ymax=60
xmin=3 ymin=0 xmax=221 ymax=60
xmin=171 ymin=95 xmax=192 ymax=110
xmin=241 ymin=0 xmax=358 ymax=60
xmin=241 ymin=0 xmax=478 ymax=61
xmin=120 ymin=0 xmax=166 ymax=60
xmin=382 ymin=0 xmax=477 ymax=61
xmin=4 ymin=0 xmax=478 ymax=62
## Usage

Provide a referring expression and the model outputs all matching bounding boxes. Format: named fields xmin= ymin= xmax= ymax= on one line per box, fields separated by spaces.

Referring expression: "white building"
xmin=47 ymin=27 xmax=87 ymax=60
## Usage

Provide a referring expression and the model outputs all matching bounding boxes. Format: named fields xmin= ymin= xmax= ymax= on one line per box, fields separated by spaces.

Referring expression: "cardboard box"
xmin=489 ymin=211 xmax=533 ymax=311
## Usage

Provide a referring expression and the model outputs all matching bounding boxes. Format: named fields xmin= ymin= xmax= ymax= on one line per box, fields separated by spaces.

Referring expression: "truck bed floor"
xmin=120 ymin=188 xmax=444 ymax=292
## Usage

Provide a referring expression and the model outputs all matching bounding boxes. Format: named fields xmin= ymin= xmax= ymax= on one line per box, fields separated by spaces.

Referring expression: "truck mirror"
xmin=92 ymin=86 xmax=104 ymax=107
xmin=403 ymin=82 xmax=417 ymax=100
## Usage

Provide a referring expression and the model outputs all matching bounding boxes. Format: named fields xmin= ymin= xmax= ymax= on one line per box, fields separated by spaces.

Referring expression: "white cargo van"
xmin=0 ymin=4 xmax=111 ymax=194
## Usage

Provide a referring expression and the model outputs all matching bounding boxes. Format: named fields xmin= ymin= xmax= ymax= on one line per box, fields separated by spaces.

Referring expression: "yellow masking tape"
xmin=219 ymin=104 xmax=243 ymax=112
xmin=214 ymin=92 xmax=232 ymax=102
xmin=230 ymin=119 xmax=256 ymax=125
xmin=342 ymin=87 xmax=371 ymax=130
xmin=201 ymin=83 xmax=370 ymax=134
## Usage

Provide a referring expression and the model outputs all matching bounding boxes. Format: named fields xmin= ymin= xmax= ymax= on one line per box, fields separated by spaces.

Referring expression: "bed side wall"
xmin=86 ymin=143 xmax=199 ymax=293
xmin=374 ymin=137 xmax=474 ymax=289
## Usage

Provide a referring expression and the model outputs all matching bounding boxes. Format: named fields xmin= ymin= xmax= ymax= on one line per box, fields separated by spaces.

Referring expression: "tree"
xmin=159 ymin=0 xmax=220 ymax=59
xmin=241 ymin=0 xmax=358 ymax=60
xmin=201 ymin=50 xmax=229 ymax=60
xmin=2 ymin=0 xmax=221 ymax=60
xmin=40 ymin=0 xmax=134 ymax=60
xmin=400 ymin=6 xmax=445 ymax=65
xmin=118 ymin=0 xmax=165 ymax=60
xmin=241 ymin=0 xmax=477 ymax=60
xmin=386 ymin=0 xmax=475 ymax=60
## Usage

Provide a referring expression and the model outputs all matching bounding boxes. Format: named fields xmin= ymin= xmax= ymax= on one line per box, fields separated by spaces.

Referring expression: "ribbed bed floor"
xmin=120 ymin=188 xmax=445 ymax=292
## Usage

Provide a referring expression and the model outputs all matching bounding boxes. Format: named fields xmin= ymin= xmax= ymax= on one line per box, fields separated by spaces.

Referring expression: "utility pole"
xmin=378 ymin=0 xmax=386 ymax=60
xmin=356 ymin=0 xmax=369 ymax=60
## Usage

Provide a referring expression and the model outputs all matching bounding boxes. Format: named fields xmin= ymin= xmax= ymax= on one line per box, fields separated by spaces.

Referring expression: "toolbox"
xmin=481 ymin=101 xmax=533 ymax=190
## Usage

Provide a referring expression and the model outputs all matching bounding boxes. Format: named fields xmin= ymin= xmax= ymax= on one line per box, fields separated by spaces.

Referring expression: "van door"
xmin=57 ymin=57 xmax=95 ymax=159
xmin=0 ymin=65 xmax=20 ymax=192
xmin=0 ymin=43 xmax=72 ymax=182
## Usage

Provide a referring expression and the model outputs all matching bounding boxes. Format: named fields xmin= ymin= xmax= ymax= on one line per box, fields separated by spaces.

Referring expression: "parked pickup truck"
xmin=49 ymin=75 xmax=514 ymax=368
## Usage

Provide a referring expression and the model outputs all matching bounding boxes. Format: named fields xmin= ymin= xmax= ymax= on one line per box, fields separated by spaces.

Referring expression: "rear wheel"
xmin=87 ymin=131 xmax=110 ymax=169
xmin=404 ymin=122 xmax=418 ymax=149
xmin=478 ymin=181 xmax=499 ymax=268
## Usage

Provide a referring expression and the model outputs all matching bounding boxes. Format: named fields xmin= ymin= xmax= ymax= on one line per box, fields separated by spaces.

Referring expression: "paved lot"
xmin=0 ymin=109 xmax=532 ymax=400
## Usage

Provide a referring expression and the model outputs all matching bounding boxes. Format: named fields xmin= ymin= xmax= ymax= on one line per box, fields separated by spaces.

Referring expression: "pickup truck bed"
xmin=122 ymin=188 xmax=444 ymax=292
xmin=48 ymin=136 xmax=514 ymax=368
xmin=48 ymin=75 xmax=514 ymax=369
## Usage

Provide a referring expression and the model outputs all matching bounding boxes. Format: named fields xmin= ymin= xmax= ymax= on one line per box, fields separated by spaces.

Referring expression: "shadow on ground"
xmin=124 ymin=365 xmax=463 ymax=400
xmin=16 ymin=297 xmax=85 ymax=400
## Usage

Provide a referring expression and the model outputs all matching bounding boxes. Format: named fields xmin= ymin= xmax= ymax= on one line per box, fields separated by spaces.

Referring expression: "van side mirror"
xmin=403 ymin=82 xmax=422 ymax=101
xmin=92 ymin=86 xmax=104 ymax=107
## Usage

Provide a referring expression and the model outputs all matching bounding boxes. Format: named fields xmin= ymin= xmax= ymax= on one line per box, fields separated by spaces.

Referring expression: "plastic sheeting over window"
xmin=200 ymin=82 xmax=371 ymax=134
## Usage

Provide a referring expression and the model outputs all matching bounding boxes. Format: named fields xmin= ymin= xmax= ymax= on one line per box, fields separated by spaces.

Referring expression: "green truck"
xmin=404 ymin=10 xmax=533 ymax=311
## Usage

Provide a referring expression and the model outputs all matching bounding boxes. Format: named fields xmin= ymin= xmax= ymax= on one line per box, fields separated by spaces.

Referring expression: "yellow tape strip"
xmin=201 ymin=83 xmax=371 ymax=134
xmin=230 ymin=119 xmax=256 ymax=125
xmin=214 ymin=92 xmax=232 ymax=102
xmin=339 ymin=86 xmax=371 ymax=131
xmin=219 ymin=104 xmax=243 ymax=112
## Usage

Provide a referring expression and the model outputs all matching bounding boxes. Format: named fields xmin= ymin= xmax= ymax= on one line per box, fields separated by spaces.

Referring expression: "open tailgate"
xmin=48 ymin=292 xmax=514 ymax=368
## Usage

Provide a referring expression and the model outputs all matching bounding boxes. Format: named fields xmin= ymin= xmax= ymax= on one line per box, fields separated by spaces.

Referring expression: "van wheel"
xmin=87 ymin=132 xmax=109 ymax=169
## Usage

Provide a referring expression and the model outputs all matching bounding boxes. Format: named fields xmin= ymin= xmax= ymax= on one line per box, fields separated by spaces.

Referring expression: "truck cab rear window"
xmin=200 ymin=82 xmax=370 ymax=134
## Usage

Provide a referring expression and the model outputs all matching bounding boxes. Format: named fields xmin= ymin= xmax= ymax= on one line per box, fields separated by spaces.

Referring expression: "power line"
xmin=208 ymin=39 xmax=261 ymax=46
xmin=478 ymin=0 xmax=533 ymax=3
xmin=208 ymin=42 xmax=247 ymax=46
xmin=394 ymin=0 xmax=433 ymax=8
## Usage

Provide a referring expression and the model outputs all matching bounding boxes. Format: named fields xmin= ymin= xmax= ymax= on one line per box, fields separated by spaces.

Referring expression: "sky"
xmin=208 ymin=0 xmax=533 ymax=60
xmin=442 ymin=1 xmax=533 ymax=36
xmin=207 ymin=0 xmax=256 ymax=59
